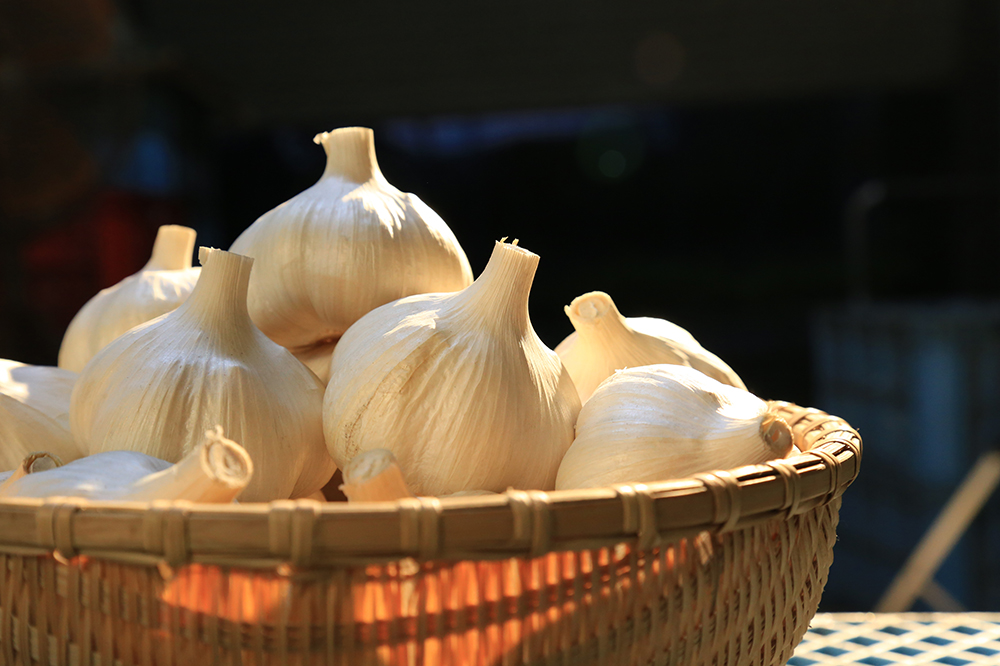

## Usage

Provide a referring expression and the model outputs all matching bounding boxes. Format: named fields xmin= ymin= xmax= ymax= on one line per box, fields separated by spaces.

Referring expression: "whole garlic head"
xmin=230 ymin=127 xmax=473 ymax=382
xmin=555 ymin=291 xmax=746 ymax=403
xmin=324 ymin=240 xmax=581 ymax=496
xmin=555 ymin=364 xmax=792 ymax=490
xmin=70 ymin=247 xmax=336 ymax=502
xmin=58 ymin=225 xmax=200 ymax=373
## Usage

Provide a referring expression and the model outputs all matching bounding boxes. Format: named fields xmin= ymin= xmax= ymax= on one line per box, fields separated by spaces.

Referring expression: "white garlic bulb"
xmin=324 ymin=240 xmax=581 ymax=496
xmin=70 ymin=247 xmax=336 ymax=502
xmin=58 ymin=225 xmax=200 ymax=373
xmin=0 ymin=427 xmax=253 ymax=503
xmin=555 ymin=364 xmax=792 ymax=490
xmin=0 ymin=393 xmax=83 ymax=471
xmin=0 ymin=359 xmax=76 ymax=429
xmin=555 ymin=291 xmax=746 ymax=403
xmin=230 ymin=127 xmax=473 ymax=383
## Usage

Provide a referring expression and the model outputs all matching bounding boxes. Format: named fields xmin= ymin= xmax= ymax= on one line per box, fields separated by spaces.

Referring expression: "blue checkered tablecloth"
xmin=791 ymin=614 xmax=1000 ymax=665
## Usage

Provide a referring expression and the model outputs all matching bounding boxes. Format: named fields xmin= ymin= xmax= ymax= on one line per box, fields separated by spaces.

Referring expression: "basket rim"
xmin=0 ymin=401 xmax=860 ymax=568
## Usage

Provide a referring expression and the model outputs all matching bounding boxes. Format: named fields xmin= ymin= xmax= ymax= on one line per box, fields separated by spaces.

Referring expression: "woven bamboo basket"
xmin=0 ymin=401 xmax=860 ymax=666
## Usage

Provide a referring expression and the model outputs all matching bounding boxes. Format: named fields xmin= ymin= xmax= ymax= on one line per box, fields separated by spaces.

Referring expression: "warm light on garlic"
xmin=324 ymin=239 xmax=581 ymax=496
xmin=58 ymin=225 xmax=200 ymax=373
xmin=0 ymin=426 xmax=253 ymax=502
xmin=0 ymin=359 xmax=76 ymax=430
xmin=555 ymin=364 xmax=792 ymax=490
xmin=340 ymin=448 xmax=414 ymax=502
xmin=70 ymin=247 xmax=336 ymax=502
xmin=230 ymin=127 xmax=474 ymax=383
xmin=555 ymin=291 xmax=746 ymax=402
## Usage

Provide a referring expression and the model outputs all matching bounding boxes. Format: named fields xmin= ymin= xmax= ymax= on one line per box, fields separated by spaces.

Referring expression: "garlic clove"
xmin=0 ymin=393 xmax=84 ymax=471
xmin=555 ymin=364 xmax=792 ymax=490
xmin=0 ymin=426 xmax=252 ymax=502
xmin=340 ymin=448 xmax=413 ymax=502
xmin=556 ymin=291 xmax=746 ymax=403
xmin=70 ymin=247 xmax=336 ymax=502
xmin=58 ymin=225 xmax=200 ymax=373
xmin=324 ymin=239 xmax=581 ymax=496
xmin=230 ymin=127 xmax=473 ymax=381
xmin=0 ymin=359 xmax=77 ymax=430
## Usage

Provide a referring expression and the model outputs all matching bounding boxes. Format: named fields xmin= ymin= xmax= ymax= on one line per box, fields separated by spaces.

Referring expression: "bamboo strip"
xmin=0 ymin=420 xmax=859 ymax=565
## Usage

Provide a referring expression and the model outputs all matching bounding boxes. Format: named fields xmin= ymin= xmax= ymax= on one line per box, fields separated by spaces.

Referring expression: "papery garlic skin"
xmin=555 ymin=291 xmax=746 ymax=403
xmin=71 ymin=248 xmax=335 ymax=502
xmin=230 ymin=127 xmax=473 ymax=381
xmin=0 ymin=359 xmax=76 ymax=430
xmin=294 ymin=340 xmax=339 ymax=384
xmin=59 ymin=225 xmax=200 ymax=373
xmin=324 ymin=240 xmax=581 ymax=496
xmin=555 ymin=364 xmax=792 ymax=490
xmin=0 ymin=393 xmax=83 ymax=471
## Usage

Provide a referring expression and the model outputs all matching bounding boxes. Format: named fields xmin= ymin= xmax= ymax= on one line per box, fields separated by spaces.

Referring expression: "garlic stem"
xmin=340 ymin=449 xmax=413 ymax=502
xmin=0 ymin=452 xmax=62 ymax=495
xmin=180 ymin=248 xmax=254 ymax=333
xmin=760 ymin=413 xmax=793 ymax=456
xmin=566 ymin=292 xmax=636 ymax=347
xmin=314 ymin=127 xmax=384 ymax=185
xmin=121 ymin=427 xmax=253 ymax=503
xmin=23 ymin=451 xmax=62 ymax=474
xmin=144 ymin=225 xmax=196 ymax=272
xmin=452 ymin=240 xmax=538 ymax=334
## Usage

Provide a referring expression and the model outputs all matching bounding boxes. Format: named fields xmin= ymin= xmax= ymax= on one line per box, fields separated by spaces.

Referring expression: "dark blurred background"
xmin=3 ymin=0 xmax=1000 ymax=611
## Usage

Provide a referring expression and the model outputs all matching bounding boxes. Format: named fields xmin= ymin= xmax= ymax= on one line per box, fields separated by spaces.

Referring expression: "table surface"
xmin=791 ymin=613 xmax=1000 ymax=665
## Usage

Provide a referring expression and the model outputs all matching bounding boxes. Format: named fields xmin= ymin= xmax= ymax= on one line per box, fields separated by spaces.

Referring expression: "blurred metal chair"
xmin=876 ymin=450 xmax=1000 ymax=612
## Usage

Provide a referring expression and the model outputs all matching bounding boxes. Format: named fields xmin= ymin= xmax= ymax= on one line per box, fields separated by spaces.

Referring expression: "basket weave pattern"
xmin=0 ymin=402 xmax=860 ymax=665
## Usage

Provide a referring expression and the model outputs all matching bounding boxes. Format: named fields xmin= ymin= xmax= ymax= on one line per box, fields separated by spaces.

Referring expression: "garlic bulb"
xmin=0 ymin=427 xmax=253 ymax=502
xmin=59 ymin=225 xmax=200 ymax=373
xmin=324 ymin=240 xmax=581 ymax=496
xmin=0 ymin=359 xmax=76 ymax=429
xmin=0 ymin=393 xmax=83 ymax=471
xmin=230 ymin=127 xmax=473 ymax=383
xmin=555 ymin=364 xmax=792 ymax=490
xmin=70 ymin=247 xmax=336 ymax=502
xmin=555 ymin=291 xmax=746 ymax=402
